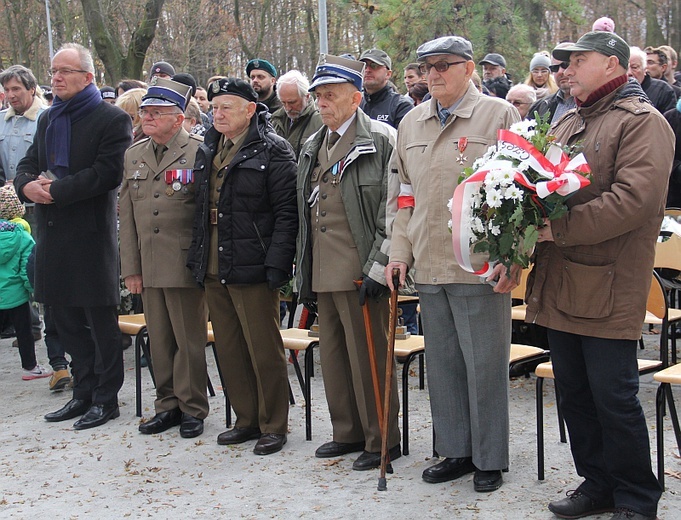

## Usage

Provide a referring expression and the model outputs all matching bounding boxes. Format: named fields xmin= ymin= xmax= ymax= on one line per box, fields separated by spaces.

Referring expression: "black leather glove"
xmin=266 ymin=267 xmax=290 ymax=291
xmin=358 ymin=277 xmax=388 ymax=306
xmin=303 ymin=300 xmax=318 ymax=315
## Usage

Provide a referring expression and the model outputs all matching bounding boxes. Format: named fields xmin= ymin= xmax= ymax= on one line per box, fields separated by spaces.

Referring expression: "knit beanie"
xmin=530 ymin=53 xmax=551 ymax=71
xmin=0 ymin=185 xmax=25 ymax=220
xmin=592 ymin=17 xmax=615 ymax=32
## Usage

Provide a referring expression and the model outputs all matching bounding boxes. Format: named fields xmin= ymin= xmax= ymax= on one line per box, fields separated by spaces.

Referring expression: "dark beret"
xmin=207 ymin=77 xmax=258 ymax=103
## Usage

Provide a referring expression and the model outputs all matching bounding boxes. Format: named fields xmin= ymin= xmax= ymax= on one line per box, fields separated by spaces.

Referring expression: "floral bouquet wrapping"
xmin=450 ymin=116 xmax=591 ymax=277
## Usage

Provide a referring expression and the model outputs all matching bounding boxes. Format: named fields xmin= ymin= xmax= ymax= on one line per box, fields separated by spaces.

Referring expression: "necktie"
xmin=219 ymin=138 xmax=234 ymax=163
xmin=155 ymin=144 xmax=167 ymax=163
xmin=327 ymin=131 xmax=341 ymax=150
xmin=439 ymin=108 xmax=450 ymax=127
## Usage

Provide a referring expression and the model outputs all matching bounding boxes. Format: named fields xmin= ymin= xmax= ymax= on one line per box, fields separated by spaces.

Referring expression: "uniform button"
xmin=221 ymin=279 xmax=226 ymax=284
xmin=321 ymin=210 xmax=327 ymax=217
xmin=154 ymin=177 xmax=159 ymax=181
xmin=217 ymin=172 xmax=223 ymax=178
xmin=322 ymin=176 xmax=329 ymax=183
xmin=321 ymin=193 xmax=327 ymax=200
xmin=153 ymin=210 xmax=159 ymax=215
xmin=154 ymin=193 xmax=160 ymax=198
xmin=320 ymin=226 xmax=327 ymax=232
xmin=154 ymin=228 xmax=159 ymax=233
xmin=218 ymin=212 xmax=223 ymax=218
xmin=47 ymin=221 xmax=53 ymax=227
xmin=432 ymin=277 xmax=437 ymax=282
xmin=218 ymin=246 xmax=223 ymax=251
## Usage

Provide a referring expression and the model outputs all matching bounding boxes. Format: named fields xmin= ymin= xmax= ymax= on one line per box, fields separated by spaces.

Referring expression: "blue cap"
xmin=309 ymin=54 xmax=365 ymax=92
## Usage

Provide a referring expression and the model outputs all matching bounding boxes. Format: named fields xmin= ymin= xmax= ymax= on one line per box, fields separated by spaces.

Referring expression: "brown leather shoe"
xmin=253 ymin=433 xmax=287 ymax=455
xmin=216 ymin=427 xmax=261 ymax=445
xmin=315 ymin=440 xmax=365 ymax=458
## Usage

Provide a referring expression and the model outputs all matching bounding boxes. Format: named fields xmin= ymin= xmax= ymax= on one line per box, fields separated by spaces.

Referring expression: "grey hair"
xmin=507 ymin=83 xmax=537 ymax=104
xmin=276 ymin=70 xmax=310 ymax=100
xmin=56 ymin=43 xmax=95 ymax=74
xmin=0 ymin=65 xmax=38 ymax=92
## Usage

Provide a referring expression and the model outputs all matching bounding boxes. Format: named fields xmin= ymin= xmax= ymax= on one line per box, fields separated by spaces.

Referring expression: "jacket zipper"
xmin=253 ymin=221 xmax=267 ymax=254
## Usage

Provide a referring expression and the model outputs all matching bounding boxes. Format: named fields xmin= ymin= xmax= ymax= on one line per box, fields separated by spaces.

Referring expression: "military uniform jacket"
xmin=119 ymin=129 xmax=203 ymax=288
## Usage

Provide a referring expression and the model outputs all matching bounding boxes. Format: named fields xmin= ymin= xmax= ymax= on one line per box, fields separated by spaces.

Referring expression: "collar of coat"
xmin=418 ymin=81 xmax=482 ymax=123
xmin=3 ymin=95 xmax=45 ymax=122
xmin=306 ymin=108 xmax=378 ymax=167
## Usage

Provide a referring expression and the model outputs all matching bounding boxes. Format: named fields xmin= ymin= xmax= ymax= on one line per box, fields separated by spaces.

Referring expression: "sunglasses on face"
xmin=549 ymin=62 xmax=570 ymax=73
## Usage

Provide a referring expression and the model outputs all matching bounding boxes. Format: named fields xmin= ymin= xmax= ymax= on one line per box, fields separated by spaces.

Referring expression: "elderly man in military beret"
xmin=187 ymin=78 xmax=297 ymax=455
xmin=119 ymin=78 xmax=208 ymax=438
xmin=246 ymin=59 xmax=282 ymax=114
xmin=386 ymin=36 xmax=519 ymax=492
xmin=296 ymin=54 xmax=401 ymax=470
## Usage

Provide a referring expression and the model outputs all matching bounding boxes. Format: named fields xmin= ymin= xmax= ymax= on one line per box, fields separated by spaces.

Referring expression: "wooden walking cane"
xmin=353 ymin=279 xmax=385 ymax=433
xmin=378 ymin=268 xmax=401 ymax=491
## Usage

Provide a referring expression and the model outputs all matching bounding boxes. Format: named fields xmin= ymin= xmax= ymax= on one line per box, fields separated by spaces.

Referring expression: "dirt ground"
xmin=0 ymin=328 xmax=679 ymax=519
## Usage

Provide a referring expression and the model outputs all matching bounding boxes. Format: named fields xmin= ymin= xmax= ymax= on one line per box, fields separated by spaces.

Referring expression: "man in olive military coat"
xmin=119 ymin=78 xmax=208 ymax=438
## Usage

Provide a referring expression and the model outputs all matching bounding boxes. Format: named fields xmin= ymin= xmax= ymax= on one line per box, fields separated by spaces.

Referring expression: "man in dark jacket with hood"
xmin=187 ymin=78 xmax=297 ymax=456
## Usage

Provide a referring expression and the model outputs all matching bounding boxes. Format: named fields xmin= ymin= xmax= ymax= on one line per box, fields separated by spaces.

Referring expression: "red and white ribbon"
xmin=451 ymin=129 xmax=591 ymax=274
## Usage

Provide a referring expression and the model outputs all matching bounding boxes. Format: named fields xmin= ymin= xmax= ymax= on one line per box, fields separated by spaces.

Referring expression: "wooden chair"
xmin=653 ymin=363 xmax=681 ymax=489
xmin=280 ymin=328 xmax=319 ymax=441
xmin=123 ymin=314 xmax=216 ymax=419
xmin=535 ymin=271 xmax=669 ymax=480
xmin=394 ymin=335 xmax=426 ymax=456
xmin=653 ymin=234 xmax=681 ymax=363
xmin=118 ymin=314 xmax=153 ymax=417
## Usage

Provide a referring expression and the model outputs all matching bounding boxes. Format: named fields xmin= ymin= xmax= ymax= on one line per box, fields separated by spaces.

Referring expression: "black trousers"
xmin=51 ymin=305 xmax=123 ymax=405
xmin=548 ymin=329 xmax=661 ymax=517
xmin=0 ymin=302 xmax=36 ymax=370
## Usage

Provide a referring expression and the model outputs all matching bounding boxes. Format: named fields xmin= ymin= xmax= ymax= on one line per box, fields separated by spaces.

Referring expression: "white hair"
xmin=629 ymin=47 xmax=647 ymax=67
xmin=56 ymin=43 xmax=95 ymax=74
xmin=276 ymin=70 xmax=310 ymax=100
xmin=507 ymin=83 xmax=537 ymax=103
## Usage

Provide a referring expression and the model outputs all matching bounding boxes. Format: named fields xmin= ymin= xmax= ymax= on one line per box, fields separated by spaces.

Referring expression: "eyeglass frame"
xmin=137 ymin=108 xmax=181 ymax=120
xmin=418 ymin=60 xmax=468 ymax=75
xmin=47 ymin=68 xmax=89 ymax=77
xmin=548 ymin=62 xmax=570 ymax=73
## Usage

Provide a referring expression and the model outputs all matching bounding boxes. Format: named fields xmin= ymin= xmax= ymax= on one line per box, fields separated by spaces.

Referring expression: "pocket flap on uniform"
xmin=556 ymin=258 xmax=615 ymax=319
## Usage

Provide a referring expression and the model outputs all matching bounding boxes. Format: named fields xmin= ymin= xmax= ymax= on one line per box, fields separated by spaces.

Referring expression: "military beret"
xmin=207 ymin=77 xmax=258 ymax=103
xmin=246 ymin=59 xmax=277 ymax=78
xmin=417 ymin=36 xmax=474 ymax=61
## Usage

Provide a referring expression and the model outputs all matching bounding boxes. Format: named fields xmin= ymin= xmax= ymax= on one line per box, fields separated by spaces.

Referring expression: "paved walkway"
xmin=0 ymin=331 xmax=679 ymax=518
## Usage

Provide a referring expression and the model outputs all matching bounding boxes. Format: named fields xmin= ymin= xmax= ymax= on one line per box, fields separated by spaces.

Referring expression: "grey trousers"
xmin=417 ymin=282 xmax=510 ymax=471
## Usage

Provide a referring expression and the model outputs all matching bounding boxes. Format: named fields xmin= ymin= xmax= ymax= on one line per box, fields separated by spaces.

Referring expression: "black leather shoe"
xmin=44 ymin=398 xmax=92 ymax=422
xmin=422 ymin=457 xmax=475 ymax=483
xmin=179 ymin=413 xmax=204 ymax=438
xmin=352 ymin=444 xmax=401 ymax=471
xmin=217 ymin=427 xmax=261 ymax=445
xmin=315 ymin=440 xmax=365 ymax=458
xmin=253 ymin=433 xmax=287 ymax=455
xmin=139 ymin=408 xmax=182 ymax=435
xmin=610 ymin=508 xmax=657 ymax=520
xmin=73 ymin=403 xmax=120 ymax=430
xmin=474 ymin=469 xmax=503 ymax=492
xmin=548 ymin=490 xmax=615 ymax=519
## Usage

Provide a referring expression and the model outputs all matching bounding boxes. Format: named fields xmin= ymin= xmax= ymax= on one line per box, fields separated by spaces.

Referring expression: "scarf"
xmin=46 ymin=82 xmax=102 ymax=178
xmin=576 ymin=74 xmax=627 ymax=108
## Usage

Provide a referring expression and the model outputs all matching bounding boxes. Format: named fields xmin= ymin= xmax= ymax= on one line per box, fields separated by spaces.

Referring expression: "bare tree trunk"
xmin=80 ymin=0 xmax=165 ymax=84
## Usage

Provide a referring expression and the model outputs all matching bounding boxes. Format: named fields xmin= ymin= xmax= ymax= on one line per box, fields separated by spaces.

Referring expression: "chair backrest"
xmin=654 ymin=233 xmax=681 ymax=271
xmin=511 ymin=268 xmax=531 ymax=301
xmin=647 ymin=271 xmax=667 ymax=321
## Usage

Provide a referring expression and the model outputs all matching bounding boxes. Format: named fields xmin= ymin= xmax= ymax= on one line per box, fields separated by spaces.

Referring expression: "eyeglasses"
xmin=47 ymin=68 xmax=89 ymax=77
xmin=418 ymin=60 xmax=467 ymax=75
xmin=646 ymin=60 xmax=661 ymax=66
xmin=138 ymin=109 xmax=179 ymax=120
xmin=364 ymin=61 xmax=387 ymax=71
xmin=548 ymin=62 xmax=570 ymax=73
xmin=509 ymin=100 xmax=531 ymax=107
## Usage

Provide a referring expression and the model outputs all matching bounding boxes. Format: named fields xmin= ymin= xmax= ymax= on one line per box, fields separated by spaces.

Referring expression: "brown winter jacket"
xmin=525 ymin=79 xmax=675 ymax=340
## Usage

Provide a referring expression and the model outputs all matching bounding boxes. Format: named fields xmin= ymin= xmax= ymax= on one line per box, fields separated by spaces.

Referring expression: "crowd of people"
xmin=0 ymin=15 xmax=679 ymax=519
